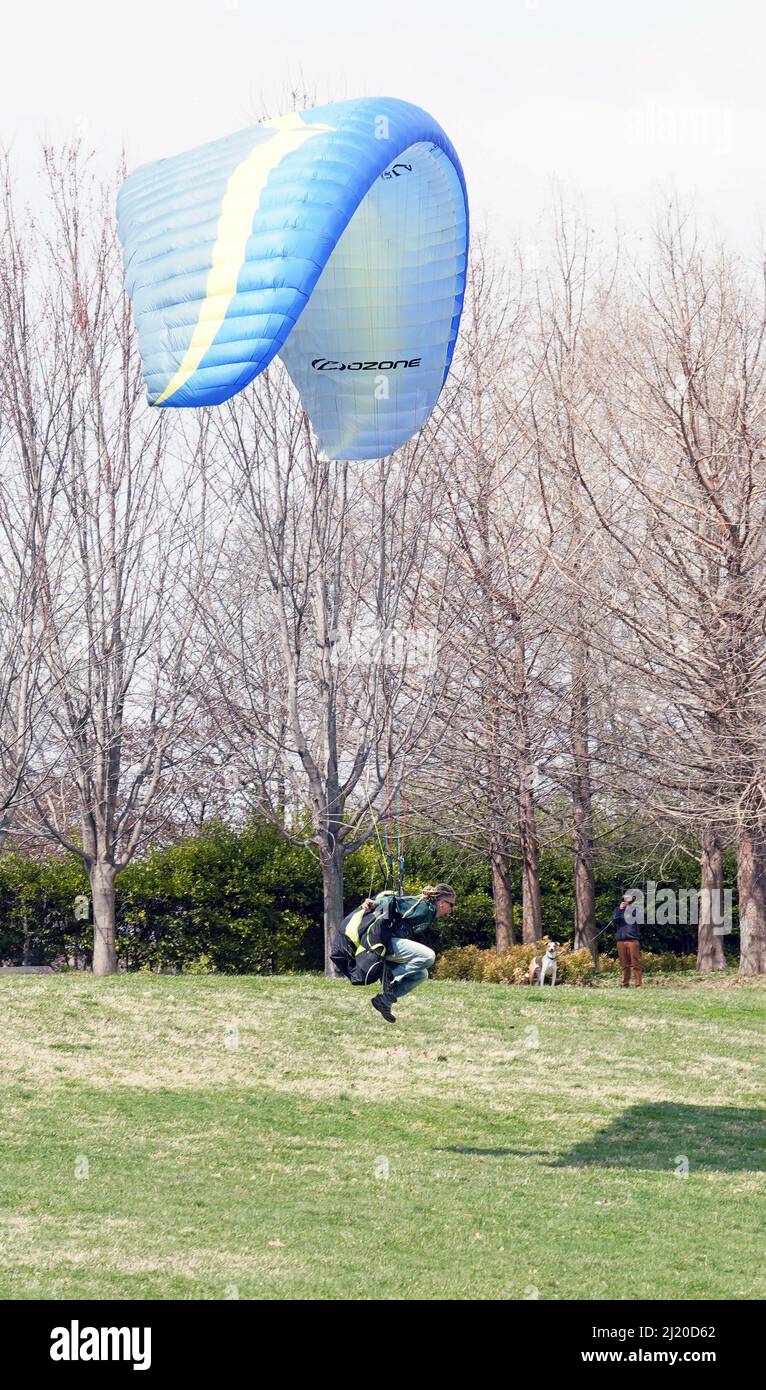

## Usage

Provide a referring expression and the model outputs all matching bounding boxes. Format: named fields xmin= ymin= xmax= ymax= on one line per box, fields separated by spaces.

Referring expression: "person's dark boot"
xmin=371 ymin=993 xmax=396 ymax=1023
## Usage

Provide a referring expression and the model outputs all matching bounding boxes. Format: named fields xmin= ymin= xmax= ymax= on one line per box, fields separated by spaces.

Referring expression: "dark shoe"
xmin=371 ymin=993 xmax=396 ymax=1023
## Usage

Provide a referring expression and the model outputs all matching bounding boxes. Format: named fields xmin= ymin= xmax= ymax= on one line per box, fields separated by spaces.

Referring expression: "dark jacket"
xmin=611 ymin=904 xmax=641 ymax=942
xmin=373 ymin=891 xmax=437 ymax=941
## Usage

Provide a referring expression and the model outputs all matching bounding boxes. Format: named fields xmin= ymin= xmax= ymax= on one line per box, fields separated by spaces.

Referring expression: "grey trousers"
xmin=385 ymin=936 xmax=436 ymax=999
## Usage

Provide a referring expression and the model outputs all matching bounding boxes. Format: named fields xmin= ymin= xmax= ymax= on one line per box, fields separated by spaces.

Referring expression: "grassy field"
xmin=0 ymin=971 xmax=764 ymax=1300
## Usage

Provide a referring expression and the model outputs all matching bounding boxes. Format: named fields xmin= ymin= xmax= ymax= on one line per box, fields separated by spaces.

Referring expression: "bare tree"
xmin=571 ymin=201 xmax=766 ymax=975
xmin=431 ymin=241 xmax=557 ymax=945
xmin=527 ymin=200 xmax=617 ymax=955
xmin=7 ymin=148 xmax=218 ymax=974
xmin=0 ymin=152 xmax=76 ymax=851
xmin=205 ymin=366 xmax=456 ymax=968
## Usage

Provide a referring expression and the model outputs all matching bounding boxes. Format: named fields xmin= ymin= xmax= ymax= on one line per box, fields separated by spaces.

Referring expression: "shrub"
xmin=598 ymin=951 xmax=697 ymax=975
xmin=0 ymin=821 xmax=325 ymax=974
xmin=434 ymin=939 xmax=596 ymax=986
xmin=0 ymin=818 xmax=731 ymax=974
xmin=0 ymin=853 xmax=90 ymax=966
xmin=183 ymin=954 xmax=216 ymax=975
xmin=433 ymin=944 xmax=487 ymax=981
xmin=482 ymin=944 xmax=538 ymax=983
xmin=559 ymin=947 xmax=597 ymax=985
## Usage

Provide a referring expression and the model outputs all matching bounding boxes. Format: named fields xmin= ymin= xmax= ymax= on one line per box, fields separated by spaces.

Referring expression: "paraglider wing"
xmin=117 ymin=98 xmax=469 ymax=461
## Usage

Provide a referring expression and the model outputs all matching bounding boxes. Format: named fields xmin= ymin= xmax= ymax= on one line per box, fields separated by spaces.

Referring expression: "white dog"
xmin=528 ymin=941 xmax=559 ymax=987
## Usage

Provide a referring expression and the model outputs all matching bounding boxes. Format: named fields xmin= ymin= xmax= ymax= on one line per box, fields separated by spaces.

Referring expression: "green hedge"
xmin=0 ymin=823 xmax=325 ymax=973
xmin=114 ymin=823 xmax=323 ymax=973
xmin=0 ymin=853 xmax=90 ymax=966
xmin=0 ymin=821 xmax=737 ymax=971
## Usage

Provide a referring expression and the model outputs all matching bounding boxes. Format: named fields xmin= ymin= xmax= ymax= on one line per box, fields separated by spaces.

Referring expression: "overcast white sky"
xmin=3 ymin=0 xmax=765 ymax=246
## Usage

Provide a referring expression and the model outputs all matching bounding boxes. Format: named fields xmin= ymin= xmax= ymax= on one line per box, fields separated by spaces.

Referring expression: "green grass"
xmin=0 ymin=972 xmax=764 ymax=1300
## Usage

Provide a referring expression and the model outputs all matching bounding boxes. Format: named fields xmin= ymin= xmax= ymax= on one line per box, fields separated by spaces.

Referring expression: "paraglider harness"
xmin=330 ymin=886 xmax=441 ymax=989
xmin=330 ymin=894 xmax=401 ymax=988
xmin=334 ymin=770 xmax=421 ymax=987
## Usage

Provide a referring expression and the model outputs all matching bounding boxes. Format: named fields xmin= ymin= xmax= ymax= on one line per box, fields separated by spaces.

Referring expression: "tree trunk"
xmin=696 ymin=827 xmax=726 ymax=972
xmin=573 ymin=817 xmax=597 ymax=956
xmin=569 ymin=614 xmax=597 ymax=956
xmin=737 ymin=826 xmax=766 ymax=977
xmin=519 ymin=791 xmax=542 ymax=943
xmin=513 ymin=622 xmax=542 ymax=945
xmin=322 ymin=848 xmax=346 ymax=976
xmin=0 ymin=808 xmax=14 ymax=856
xmin=90 ymin=860 xmax=118 ymax=976
xmin=491 ymin=840 xmax=515 ymax=950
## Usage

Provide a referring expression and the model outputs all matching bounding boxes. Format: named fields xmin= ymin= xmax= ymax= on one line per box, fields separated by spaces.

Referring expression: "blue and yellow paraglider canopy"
xmin=117 ymin=97 xmax=469 ymax=461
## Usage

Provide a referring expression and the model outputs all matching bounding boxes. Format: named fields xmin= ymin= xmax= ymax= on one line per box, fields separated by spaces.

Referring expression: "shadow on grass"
xmin=440 ymin=1104 xmax=766 ymax=1172
xmin=551 ymin=1103 xmax=766 ymax=1173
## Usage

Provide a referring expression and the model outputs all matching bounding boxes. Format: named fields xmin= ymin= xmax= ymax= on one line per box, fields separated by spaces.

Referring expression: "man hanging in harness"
xmin=371 ymin=883 xmax=455 ymax=1022
xmin=333 ymin=883 xmax=456 ymax=1024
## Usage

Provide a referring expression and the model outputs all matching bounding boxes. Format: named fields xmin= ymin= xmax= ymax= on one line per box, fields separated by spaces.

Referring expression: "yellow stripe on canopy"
xmin=154 ymin=111 xmax=335 ymax=406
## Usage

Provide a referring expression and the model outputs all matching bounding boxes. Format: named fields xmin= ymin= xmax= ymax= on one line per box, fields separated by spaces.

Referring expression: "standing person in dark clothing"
xmin=611 ymin=892 xmax=642 ymax=987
